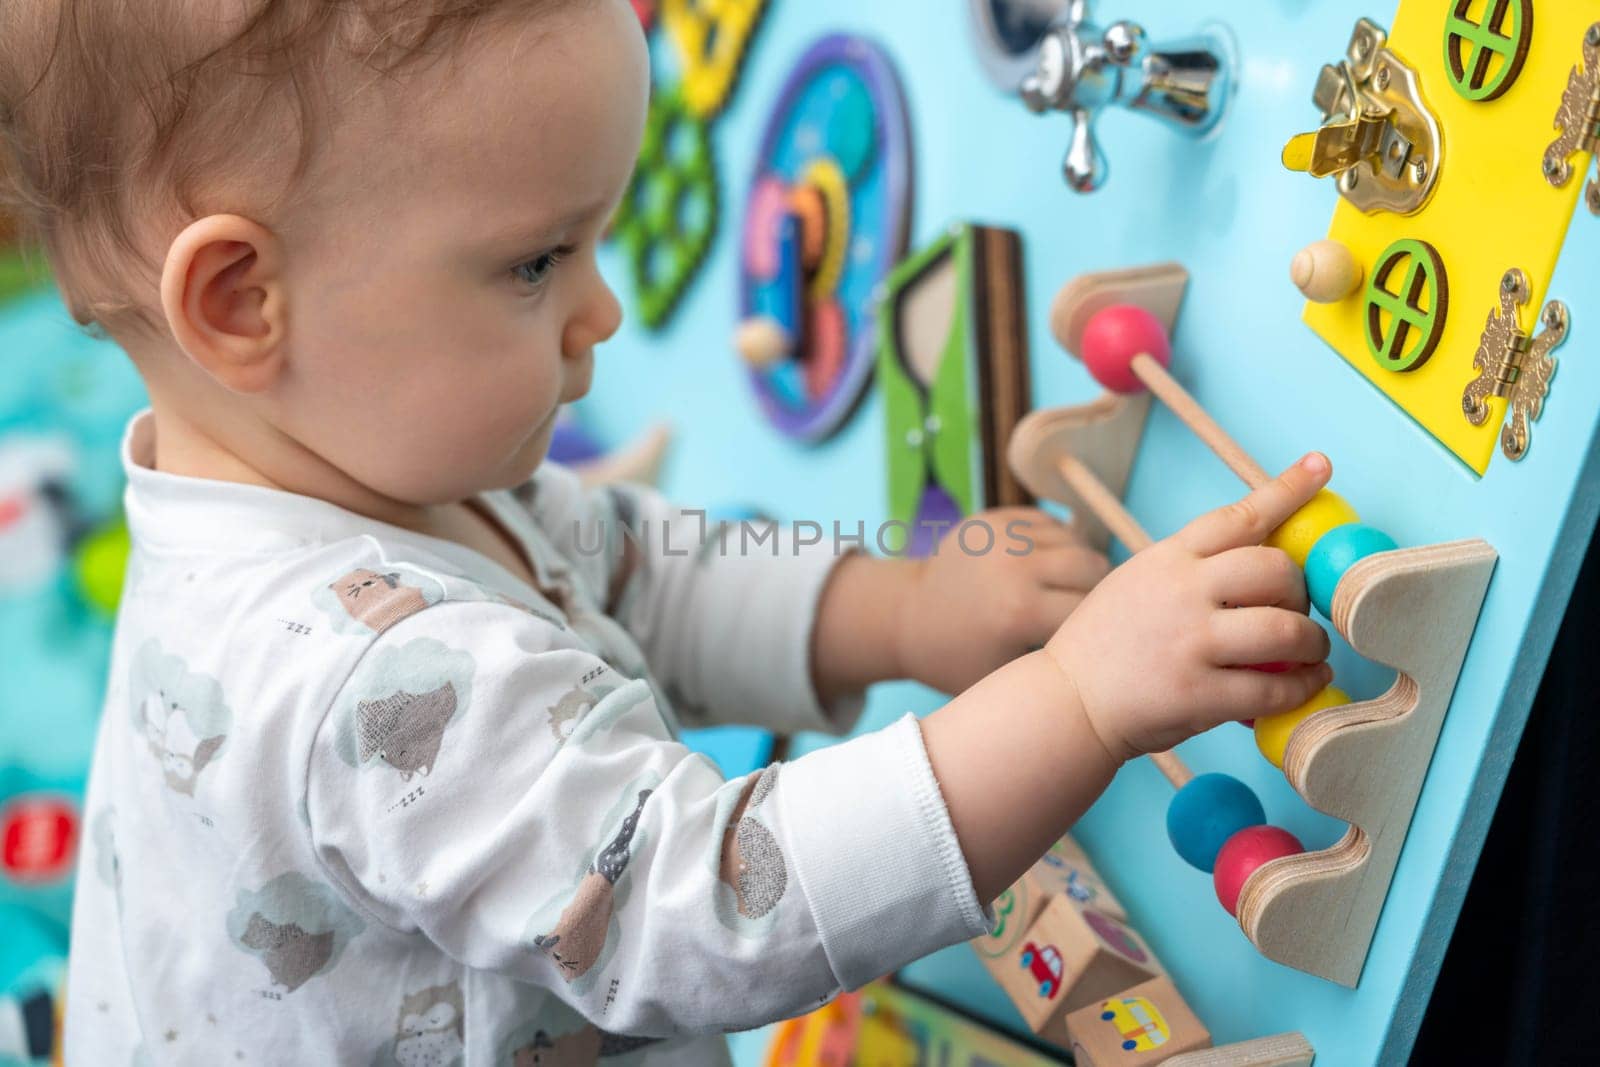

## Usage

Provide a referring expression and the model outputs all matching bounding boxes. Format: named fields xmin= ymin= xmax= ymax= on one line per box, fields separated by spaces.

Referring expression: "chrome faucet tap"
xmin=1018 ymin=1 xmax=1233 ymax=192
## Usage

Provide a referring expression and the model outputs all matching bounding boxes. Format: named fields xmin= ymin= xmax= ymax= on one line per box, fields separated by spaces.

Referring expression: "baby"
xmin=0 ymin=1 xmax=1333 ymax=1062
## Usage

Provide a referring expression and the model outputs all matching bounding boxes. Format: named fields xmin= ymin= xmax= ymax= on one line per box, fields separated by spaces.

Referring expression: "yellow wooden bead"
xmin=1265 ymin=490 xmax=1360 ymax=568
xmin=1255 ymin=685 xmax=1350 ymax=769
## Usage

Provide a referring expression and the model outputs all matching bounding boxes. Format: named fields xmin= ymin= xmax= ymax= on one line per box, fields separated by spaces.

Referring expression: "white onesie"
xmin=64 ymin=412 xmax=990 ymax=1065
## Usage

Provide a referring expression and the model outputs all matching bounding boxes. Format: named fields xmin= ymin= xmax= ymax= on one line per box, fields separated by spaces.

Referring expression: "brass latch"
xmin=1543 ymin=23 xmax=1600 ymax=216
xmin=1283 ymin=18 xmax=1443 ymax=216
xmin=1462 ymin=269 xmax=1569 ymax=462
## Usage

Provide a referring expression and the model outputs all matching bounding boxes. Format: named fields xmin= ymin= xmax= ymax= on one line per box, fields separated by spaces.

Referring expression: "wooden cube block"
xmin=983 ymin=895 xmax=1163 ymax=1034
xmin=1064 ymin=975 xmax=1210 ymax=1064
xmin=970 ymin=835 xmax=1124 ymax=970
xmin=1027 ymin=836 xmax=1127 ymax=920
xmin=970 ymin=855 xmax=1055 ymax=969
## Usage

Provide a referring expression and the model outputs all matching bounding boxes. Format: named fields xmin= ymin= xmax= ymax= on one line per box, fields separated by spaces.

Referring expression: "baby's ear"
xmin=160 ymin=214 xmax=289 ymax=394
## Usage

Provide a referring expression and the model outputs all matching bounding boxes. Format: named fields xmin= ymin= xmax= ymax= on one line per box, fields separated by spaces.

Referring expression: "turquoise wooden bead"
xmin=1166 ymin=773 xmax=1266 ymax=874
xmin=1306 ymin=523 xmax=1399 ymax=618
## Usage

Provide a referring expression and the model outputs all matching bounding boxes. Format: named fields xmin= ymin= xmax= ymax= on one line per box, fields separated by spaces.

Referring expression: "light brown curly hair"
xmin=0 ymin=0 xmax=556 ymax=336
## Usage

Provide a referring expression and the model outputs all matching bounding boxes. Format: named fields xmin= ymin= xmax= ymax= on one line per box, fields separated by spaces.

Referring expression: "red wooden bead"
xmin=1080 ymin=305 xmax=1172 ymax=395
xmin=1213 ymin=826 xmax=1304 ymax=916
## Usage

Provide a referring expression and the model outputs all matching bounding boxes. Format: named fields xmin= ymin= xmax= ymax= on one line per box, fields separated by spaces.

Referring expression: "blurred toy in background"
xmin=0 ymin=991 xmax=59 ymax=1065
xmin=0 ymin=289 xmax=147 ymax=1066
xmin=877 ymin=223 xmax=1033 ymax=556
xmin=0 ymin=438 xmax=84 ymax=592
xmin=0 ymin=157 xmax=47 ymax=308
xmin=662 ymin=0 xmax=767 ymax=120
xmin=734 ymin=34 xmax=913 ymax=443
xmin=546 ymin=406 xmax=675 ymax=489
xmin=0 ymin=226 xmax=46 ymax=311
xmin=0 ymin=786 xmax=72 ymax=1066
xmin=764 ymin=979 xmax=1063 ymax=1067
xmin=610 ymin=0 xmax=771 ymax=330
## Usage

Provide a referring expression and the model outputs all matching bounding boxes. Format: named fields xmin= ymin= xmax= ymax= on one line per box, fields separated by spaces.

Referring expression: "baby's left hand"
xmin=895 ymin=508 xmax=1110 ymax=695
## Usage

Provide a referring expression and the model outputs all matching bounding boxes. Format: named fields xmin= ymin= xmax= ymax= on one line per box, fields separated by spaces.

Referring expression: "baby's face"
xmin=268 ymin=0 xmax=648 ymax=506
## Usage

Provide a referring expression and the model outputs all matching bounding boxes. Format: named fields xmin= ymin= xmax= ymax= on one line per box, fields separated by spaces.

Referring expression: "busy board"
xmin=581 ymin=1 xmax=1600 ymax=1063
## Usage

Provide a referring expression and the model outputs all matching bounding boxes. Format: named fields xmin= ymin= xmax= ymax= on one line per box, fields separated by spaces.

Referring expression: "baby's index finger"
xmin=1175 ymin=453 xmax=1333 ymax=557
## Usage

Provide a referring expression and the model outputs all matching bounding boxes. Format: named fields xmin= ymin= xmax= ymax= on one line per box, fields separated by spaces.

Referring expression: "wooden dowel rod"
xmin=1054 ymin=453 xmax=1192 ymax=791
xmin=1058 ymin=455 xmax=1154 ymax=552
xmin=1132 ymin=353 xmax=1270 ymax=489
xmin=1150 ymin=750 xmax=1194 ymax=790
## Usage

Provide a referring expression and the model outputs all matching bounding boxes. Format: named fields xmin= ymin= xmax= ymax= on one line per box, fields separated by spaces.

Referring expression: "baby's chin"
xmin=504 ymin=416 xmax=560 ymax=483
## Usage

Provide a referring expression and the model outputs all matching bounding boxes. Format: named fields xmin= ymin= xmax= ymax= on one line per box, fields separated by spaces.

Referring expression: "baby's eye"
xmin=512 ymin=246 xmax=575 ymax=289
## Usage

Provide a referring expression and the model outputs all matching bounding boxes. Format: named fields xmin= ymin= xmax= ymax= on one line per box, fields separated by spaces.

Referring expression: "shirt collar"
xmin=120 ymin=411 xmax=567 ymax=600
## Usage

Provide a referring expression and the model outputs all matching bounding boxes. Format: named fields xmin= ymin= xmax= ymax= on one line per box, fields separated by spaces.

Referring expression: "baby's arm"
xmin=532 ymin=465 xmax=1109 ymax=728
xmin=529 ymin=464 xmax=871 ymax=734
xmin=808 ymin=508 xmax=1109 ymax=703
xmin=303 ymin=602 xmax=992 ymax=1038
xmin=910 ymin=456 xmax=1335 ymax=902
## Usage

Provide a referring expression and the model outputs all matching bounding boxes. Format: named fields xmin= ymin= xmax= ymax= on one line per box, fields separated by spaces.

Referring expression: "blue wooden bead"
xmin=1166 ymin=773 xmax=1266 ymax=874
xmin=1306 ymin=523 xmax=1399 ymax=618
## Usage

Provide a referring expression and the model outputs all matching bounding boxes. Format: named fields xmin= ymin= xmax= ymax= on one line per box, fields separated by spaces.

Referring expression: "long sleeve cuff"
xmin=774 ymin=713 xmax=991 ymax=990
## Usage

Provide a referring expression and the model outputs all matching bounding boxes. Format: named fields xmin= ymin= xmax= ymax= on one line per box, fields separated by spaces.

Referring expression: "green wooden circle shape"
xmin=1444 ymin=0 xmax=1533 ymax=103
xmin=1364 ymin=239 xmax=1449 ymax=373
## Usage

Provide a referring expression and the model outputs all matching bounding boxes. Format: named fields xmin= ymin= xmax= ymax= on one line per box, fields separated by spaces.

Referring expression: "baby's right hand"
xmin=1045 ymin=454 xmax=1336 ymax=763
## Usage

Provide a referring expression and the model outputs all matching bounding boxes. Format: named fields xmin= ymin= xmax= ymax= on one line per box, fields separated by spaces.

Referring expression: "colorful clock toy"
xmin=734 ymin=34 xmax=913 ymax=442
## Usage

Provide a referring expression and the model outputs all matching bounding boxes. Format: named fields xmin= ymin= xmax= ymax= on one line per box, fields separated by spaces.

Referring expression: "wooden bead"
xmin=1166 ymin=773 xmax=1265 ymax=874
xmin=1306 ymin=523 xmax=1398 ymax=618
xmin=1264 ymin=490 xmax=1360 ymax=568
xmin=1290 ymin=239 xmax=1363 ymax=303
xmin=734 ymin=316 xmax=792 ymax=369
xmin=1214 ymin=826 xmax=1304 ymax=916
xmin=1254 ymin=685 xmax=1350 ymax=769
xmin=1080 ymin=305 xmax=1172 ymax=395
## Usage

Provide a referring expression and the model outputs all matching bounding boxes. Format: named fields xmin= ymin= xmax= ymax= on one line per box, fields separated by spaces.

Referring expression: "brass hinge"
xmin=1462 ymin=269 xmax=1569 ymax=462
xmin=1543 ymin=23 xmax=1600 ymax=216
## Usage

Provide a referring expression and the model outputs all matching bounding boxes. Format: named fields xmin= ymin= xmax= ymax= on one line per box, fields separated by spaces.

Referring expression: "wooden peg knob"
xmin=1290 ymin=239 xmax=1362 ymax=303
xmin=735 ymin=317 xmax=792 ymax=369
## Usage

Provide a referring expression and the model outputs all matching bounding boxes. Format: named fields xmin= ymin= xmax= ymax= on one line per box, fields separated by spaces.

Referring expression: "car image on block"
xmin=1019 ymin=941 xmax=1064 ymax=999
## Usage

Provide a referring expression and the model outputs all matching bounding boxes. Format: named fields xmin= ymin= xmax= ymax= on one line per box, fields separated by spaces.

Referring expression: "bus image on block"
xmin=1099 ymin=995 xmax=1171 ymax=1052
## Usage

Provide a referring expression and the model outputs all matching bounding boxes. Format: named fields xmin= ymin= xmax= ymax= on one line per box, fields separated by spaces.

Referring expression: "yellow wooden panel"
xmin=1304 ymin=1 xmax=1592 ymax=474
